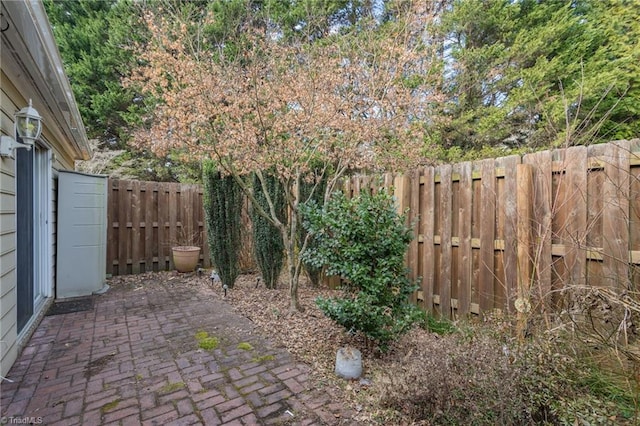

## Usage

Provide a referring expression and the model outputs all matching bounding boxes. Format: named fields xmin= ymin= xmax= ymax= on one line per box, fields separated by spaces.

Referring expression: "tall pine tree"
xmin=44 ymin=0 xmax=143 ymax=145
xmin=434 ymin=0 xmax=640 ymax=150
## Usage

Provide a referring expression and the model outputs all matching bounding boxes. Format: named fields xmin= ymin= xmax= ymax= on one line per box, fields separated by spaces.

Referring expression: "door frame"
xmin=33 ymin=146 xmax=52 ymax=308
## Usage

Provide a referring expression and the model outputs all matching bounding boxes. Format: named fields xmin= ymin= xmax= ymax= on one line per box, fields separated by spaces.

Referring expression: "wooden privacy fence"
xmin=106 ymin=139 xmax=640 ymax=317
xmin=107 ymin=179 xmax=255 ymax=276
xmin=107 ymin=180 xmax=210 ymax=275
xmin=345 ymin=139 xmax=640 ymax=319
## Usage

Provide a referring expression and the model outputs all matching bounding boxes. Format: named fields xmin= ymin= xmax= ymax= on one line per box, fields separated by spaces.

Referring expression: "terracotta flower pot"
xmin=172 ymin=246 xmax=201 ymax=272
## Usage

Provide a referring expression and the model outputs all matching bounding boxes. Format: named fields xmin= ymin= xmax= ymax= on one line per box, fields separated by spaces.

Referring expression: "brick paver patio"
xmin=0 ymin=275 xmax=353 ymax=425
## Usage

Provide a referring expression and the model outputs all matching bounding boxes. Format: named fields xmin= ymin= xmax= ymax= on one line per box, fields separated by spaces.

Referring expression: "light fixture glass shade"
xmin=14 ymin=99 xmax=42 ymax=145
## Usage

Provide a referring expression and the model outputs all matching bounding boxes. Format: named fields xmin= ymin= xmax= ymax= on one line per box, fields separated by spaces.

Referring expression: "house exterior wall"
xmin=0 ymin=0 xmax=91 ymax=378
xmin=0 ymin=76 xmax=77 ymax=377
xmin=0 ymin=84 xmax=21 ymax=377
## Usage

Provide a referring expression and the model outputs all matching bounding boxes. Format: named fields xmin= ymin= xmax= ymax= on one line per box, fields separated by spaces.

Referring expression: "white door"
xmin=56 ymin=171 xmax=108 ymax=298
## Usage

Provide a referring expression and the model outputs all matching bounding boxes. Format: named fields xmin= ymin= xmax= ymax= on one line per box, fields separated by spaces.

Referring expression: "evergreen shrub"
xmin=203 ymin=161 xmax=242 ymax=288
xmin=302 ymin=190 xmax=425 ymax=350
xmin=250 ymin=173 xmax=286 ymax=289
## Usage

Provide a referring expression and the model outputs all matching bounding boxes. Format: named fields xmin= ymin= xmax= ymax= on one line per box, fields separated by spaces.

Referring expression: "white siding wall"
xmin=0 ymin=86 xmax=19 ymax=377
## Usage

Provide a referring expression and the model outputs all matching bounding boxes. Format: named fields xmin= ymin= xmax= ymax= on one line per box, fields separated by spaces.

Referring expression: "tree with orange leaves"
xmin=127 ymin=4 xmax=441 ymax=311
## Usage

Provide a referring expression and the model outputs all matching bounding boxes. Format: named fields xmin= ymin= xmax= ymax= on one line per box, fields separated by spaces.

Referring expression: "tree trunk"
xmin=283 ymin=231 xmax=301 ymax=311
xmin=285 ymin=182 xmax=302 ymax=312
xmin=288 ymin=260 xmax=300 ymax=311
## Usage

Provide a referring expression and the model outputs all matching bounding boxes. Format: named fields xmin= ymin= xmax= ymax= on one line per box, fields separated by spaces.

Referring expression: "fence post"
xmin=516 ymin=163 xmax=534 ymax=341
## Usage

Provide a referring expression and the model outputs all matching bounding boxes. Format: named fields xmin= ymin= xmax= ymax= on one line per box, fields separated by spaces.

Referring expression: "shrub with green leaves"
xmin=251 ymin=172 xmax=286 ymax=289
xmin=203 ymin=161 xmax=242 ymax=288
xmin=301 ymin=190 xmax=425 ymax=350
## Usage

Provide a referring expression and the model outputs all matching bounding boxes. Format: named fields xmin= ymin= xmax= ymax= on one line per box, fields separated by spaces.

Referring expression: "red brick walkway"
xmin=0 ymin=276 xmax=354 ymax=425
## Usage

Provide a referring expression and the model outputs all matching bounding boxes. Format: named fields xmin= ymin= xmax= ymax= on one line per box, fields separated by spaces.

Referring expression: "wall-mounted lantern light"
xmin=0 ymin=99 xmax=43 ymax=158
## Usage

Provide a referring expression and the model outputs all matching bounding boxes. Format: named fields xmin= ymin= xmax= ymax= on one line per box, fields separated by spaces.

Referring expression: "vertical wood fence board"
xmin=479 ymin=158 xmax=496 ymax=311
xmin=393 ymin=174 xmax=412 ymax=301
xmin=344 ymin=178 xmax=352 ymax=198
xmin=169 ymin=186 xmax=178 ymax=265
xmin=409 ymin=170 xmax=420 ymax=304
xmin=450 ymin=164 xmax=460 ymax=307
xmin=371 ymin=175 xmax=379 ymax=193
xmin=433 ymin=174 xmax=442 ymax=317
xmin=458 ymin=161 xmax=473 ymax=316
xmin=184 ymin=185 xmax=192 ymax=244
xmin=197 ymin=186 xmax=207 ymax=267
xmin=182 ymin=186 xmax=189 ymax=244
xmin=549 ymin=152 xmax=569 ymax=309
xmin=416 ymin=172 xmax=425 ymax=295
xmin=630 ymin=140 xmax=640 ymax=287
xmin=168 ymin=185 xmax=178 ymax=270
xmin=470 ymin=164 xmax=482 ymax=309
xmin=394 ymin=174 xmax=411 ymax=216
xmin=364 ymin=175 xmax=373 ymax=194
xmin=117 ymin=181 xmax=130 ymax=275
xmin=630 ymin=161 xmax=640 ymax=254
xmin=421 ymin=166 xmax=436 ymax=313
xmin=106 ymin=180 xmax=118 ymax=275
xmin=618 ymin=141 xmax=632 ymax=288
xmin=586 ymin=145 xmax=605 ymax=285
xmin=550 ymin=146 xmax=586 ymax=306
xmin=384 ymin=172 xmax=394 ymax=189
xmin=516 ymin=163 xmax=534 ymax=339
xmin=494 ymin=159 xmax=507 ymax=310
xmin=158 ymin=185 xmax=168 ymax=270
xmin=147 ymin=185 xmax=153 ymax=268
xmin=516 ymin=164 xmax=534 ymax=303
xmin=131 ymin=180 xmax=141 ymax=274
xmin=502 ymin=155 xmax=521 ymax=313
xmin=523 ymin=150 xmax=553 ymax=310
xmin=603 ymin=141 xmax=631 ymax=289
xmin=439 ymin=164 xmax=453 ymax=319
xmin=143 ymin=182 xmax=155 ymax=271
xmin=549 ymin=150 xmax=564 ymax=300
xmin=353 ymin=175 xmax=361 ymax=196
xmin=565 ymin=146 xmax=588 ymax=289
